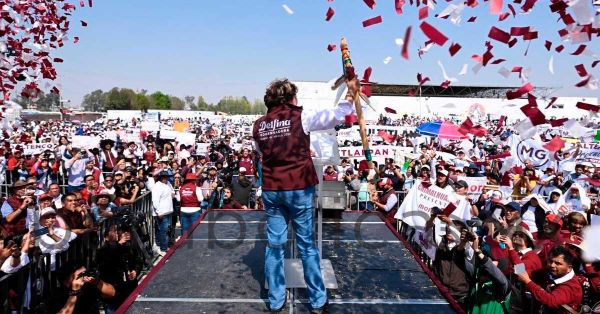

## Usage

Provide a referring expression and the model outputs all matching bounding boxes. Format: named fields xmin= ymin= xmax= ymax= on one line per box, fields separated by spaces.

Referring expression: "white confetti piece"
xmin=383 ymin=56 xmax=392 ymax=64
xmin=548 ymin=56 xmax=554 ymax=74
xmin=282 ymin=4 xmax=294 ymax=15
xmin=459 ymin=64 xmax=468 ymax=75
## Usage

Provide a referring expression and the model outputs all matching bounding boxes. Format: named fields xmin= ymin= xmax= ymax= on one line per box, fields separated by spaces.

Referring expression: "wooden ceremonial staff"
xmin=340 ymin=37 xmax=372 ymax=162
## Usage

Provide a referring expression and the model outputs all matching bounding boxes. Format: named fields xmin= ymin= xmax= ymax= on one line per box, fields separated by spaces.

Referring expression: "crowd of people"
xmin=0 ymin=107 xmax=599 ymax=312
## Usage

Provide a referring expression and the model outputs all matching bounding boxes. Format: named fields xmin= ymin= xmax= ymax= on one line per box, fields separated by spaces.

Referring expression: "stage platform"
xmin=122 ymin=210 xmax=456 ymax=313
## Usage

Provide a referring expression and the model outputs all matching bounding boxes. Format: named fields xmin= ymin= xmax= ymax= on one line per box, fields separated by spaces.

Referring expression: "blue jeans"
xmin=262 ymin=186 xmax=326 ymax=310
xmin=155 ymin=214 xmax=171 ymax=251
xmin=180 ymin=210 xmax=201 ymax=236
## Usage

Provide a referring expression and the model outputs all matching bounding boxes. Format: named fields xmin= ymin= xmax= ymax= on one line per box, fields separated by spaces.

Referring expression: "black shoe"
xmin=310 ymin=300 xmax=328 ymax=314
xmin=268 ymin=302 xmax=285 ymax=313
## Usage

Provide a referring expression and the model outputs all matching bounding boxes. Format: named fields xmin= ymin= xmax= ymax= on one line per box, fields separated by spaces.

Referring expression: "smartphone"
xmin=514 ymin=263 xmax=526 ymax=275
xmin=499 ymin=242 xmax=506 ymax=249
xmin=33 ymin=227 xmax=49 ymax=237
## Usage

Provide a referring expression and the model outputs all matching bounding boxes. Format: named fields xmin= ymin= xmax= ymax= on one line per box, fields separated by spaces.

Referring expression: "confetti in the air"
xmin=282 ymin=4 xmax=294 ymax=15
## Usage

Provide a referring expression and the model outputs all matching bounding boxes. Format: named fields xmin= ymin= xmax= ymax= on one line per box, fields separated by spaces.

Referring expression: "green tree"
xmin=36 ymin=92 xmax=60 ymax=111
xmin=170 ymin=96 xmax=185 ymax=110
xmin=82 ymin=89 xmax=106 ymax=112
xmin=150 ymin=91 xmax=171 ymax=109
xmin=196 ymin=96 xmax=209 ymax=111
xmin=105 ymin=87 xmax=131 ymax=110
xmin=132 ymin=93 xmax=151 ymax=111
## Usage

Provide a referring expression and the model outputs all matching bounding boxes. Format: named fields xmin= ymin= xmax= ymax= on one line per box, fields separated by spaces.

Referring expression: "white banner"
xmin=141 ymin=121 xmax=160 ymax=132
xmin=576 ymin=143 xmax=600 ymax=167
xmin=196 ymin=143 xmax=210 ymax=155
xmin=176 ymin=132 xmax=196 ymax=146
xmin=510 ymin=138 xmax=554 ymax=169
xmin=72 ymin=136 xmax=100 ymax=150
xmin=394 ymin=180 xmax=471 ymax=230
xmin=339 ymin=145 xmax=397 ymax=167
xmin=457 ymin=176 xmax=487 ymax=200
xmin=23 ymin=143 xmax=54 ymax=155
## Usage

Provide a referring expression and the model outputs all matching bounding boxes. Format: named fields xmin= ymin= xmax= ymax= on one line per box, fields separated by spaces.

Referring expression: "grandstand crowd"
xmin=0 ymin=112 xmax=599 ymax=313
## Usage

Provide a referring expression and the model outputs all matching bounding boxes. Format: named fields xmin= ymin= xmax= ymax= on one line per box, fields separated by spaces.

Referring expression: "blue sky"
xmin=53 ymin=0 xmax=599 ymax=106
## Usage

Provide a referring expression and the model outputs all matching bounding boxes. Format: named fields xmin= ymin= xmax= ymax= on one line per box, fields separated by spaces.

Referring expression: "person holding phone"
xmin=38 ymin=207 xmax=77 ymax=256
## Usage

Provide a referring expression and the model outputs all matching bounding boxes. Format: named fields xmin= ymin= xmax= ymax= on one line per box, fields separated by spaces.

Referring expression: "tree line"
xmin=13 ymin=88 xmax=267 ymax=115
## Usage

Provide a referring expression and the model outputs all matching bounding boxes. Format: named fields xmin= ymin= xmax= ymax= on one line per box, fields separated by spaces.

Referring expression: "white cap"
xmin=437 ymin=169 xmax=449 ymax=177
xmin=40 ymin=207 xmax=56 ymax=217
xmin=239 ymin=167 xmax=247 ymax=173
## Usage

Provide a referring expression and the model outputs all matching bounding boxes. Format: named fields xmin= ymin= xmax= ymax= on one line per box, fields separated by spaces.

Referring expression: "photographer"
xmin=97 ymin=225 xmax=142 ymax=314
xmin=465 ymin=233 xmax=512 ymax=313
xmin=55 ymin=264 xmax=116 ymax=314
xmin=30 ymin=151 xmax=61 ymax=191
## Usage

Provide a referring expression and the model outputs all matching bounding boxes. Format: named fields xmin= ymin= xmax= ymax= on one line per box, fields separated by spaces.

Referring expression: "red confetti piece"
xmin=74 ymin=37 xmax=80 ymax=44
xmin=543 ymin=136 xmax=565 ymax=152
xmin=419 ymin=21 xmax=448 ymax=46
xmin=488 ymin=26 xmax=511 ymax=44
xmin=491 ymin=59 xmax=506 ymax=64
xmin=483 ymin=50 xmax=494 ymax=66
xmin=401 ymin=26 xmax=412 ymax=59
xmin=560 ymin=13 xmax=575 ymax=25
xmin=53 ymin=58 xmax=64 ymax=63
xmin=520 ymin=103 xmax=546 ymax=126
xmin=467 ymin=16 xmax=477 ymax=22
xmin=507 ymin=4 xmax=516 ymax=16
xmin=377 ymin=130 xmax=397 ymax=143
xmin=570 ymin=45 xmax=587 ymax=55
xmin=498 ymin=12 xmax=510 ymax=21
xmin=575 ymin=64 xmax=588 ymax=77
xmin=490 ymin=0 xmax=503 ymax=15
xmin=549 ymin=1 xmax=568 ymax=13
xmin=418 ymin=6 xmax=428 ymax=20
xmin=417 ymin=73 xmax=430 ymax=86
xmin=544 ymin=40 xmax=552 ymax=51
xmin=549 ymin=118 xmax=568 ymax=127
xmin=576 ymin=102 xmax=600 ymax=112
xmin=508 ymin=38 xmax=518 ymax=48
xmin=544 ymin=96 xmax=558 ymax=109
xmin=440 ymin=80 xmax=451 ymax=89
xmin=448 ymin=43 xmax=461 ymax=56
xmin=81 ymin=20 xmax=88 ymax=27
xmin=555 ymin=45 xmax=564 ymax=53
xmin=395 ymin=0 xmax=405 ymax=14
xmin=472 ymin=55 xmax=483 ymax=62
xmin=510 ymin=27 xmax=530 ymax=36
xmin=592 ymin=60 xmax=600 ymax=68
xmin=327 ymin=44 xmax=337 ymax=52
xmin=325 ymin=7 xmax=335 ymax=21
xmin=575 ymin=76 xmax=591 ymax=88
xmin=521 ymin=0 xmax=537 ymax=12
xmin=523 ymin=31 xmax=538 ymax=40
xmin=88 ymin=0 xmax=93 ymax=7
xmin=362 ymin=16 xmax=382 ymax=27
xmin=363 ymin=0 xmax=376 ymax=9
xmin=506 ymin=82 xmax=533 ymax=100
xmin=362 ymin=67 xmax=372 ymax=82
xmin=466 ymin=0 xmax=478 ymax=8
xmin=79 ymin=0 xmax=85 ymax=7
xmin=384 ymin=107 xmax=397 ymax=114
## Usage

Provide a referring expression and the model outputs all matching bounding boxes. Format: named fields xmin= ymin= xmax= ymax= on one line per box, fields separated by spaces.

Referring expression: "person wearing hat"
xmin=500 ymin=228 xmax=542 ymax=278
xmin=90 ymin=191 xmax=117 ymax=223
xmin=100 ymin=139 xmax=118 ymax=173
xmin=561 ymin=183 xmax=591 ymax=214
xmin=178 ymin=172 xmax=203 ymax=235
xmin=1 ymin=180 xmax=34 ymax=238
xmin=466 ymin=163 xmax=484 ymax=178
xmin=200 ymin=165 xmax=223 ymax=209
xmin=151 ymin=171 xmax=175 ymax=255
xmin=123 ymin=141 xmax=142 ymax=162
xmin=536 ymin=213 xmax=565 ymax=262
xmin=499 ymin=201 xmax=530 ymax=238
xmin=253 ymin=78 xmax=361 ymax=313
xmin=435 ymin=169 xmax=454 ymax=193
xmin=231 ymin=167 xmax=253 ymax=208
xmin=371 ymin=177 xmax=398 ymax=222
xmin=38 ymin=207 xmax=77 ymax=255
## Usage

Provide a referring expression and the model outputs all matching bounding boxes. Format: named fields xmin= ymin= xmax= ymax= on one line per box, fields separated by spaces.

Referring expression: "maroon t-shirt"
xmin=253 ymin=104 xmax=318 ymax=191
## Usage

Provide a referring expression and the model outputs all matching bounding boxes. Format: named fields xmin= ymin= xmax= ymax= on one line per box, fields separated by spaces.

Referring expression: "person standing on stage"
xmin=254 ymin=78 xmax=360 ymax=313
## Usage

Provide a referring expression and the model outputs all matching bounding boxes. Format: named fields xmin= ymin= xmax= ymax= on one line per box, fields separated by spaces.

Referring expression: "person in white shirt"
xmin=151 ymin=172 xmax=175 ymax=254
xmin=37 ymin=207 xmax=77 ymax=270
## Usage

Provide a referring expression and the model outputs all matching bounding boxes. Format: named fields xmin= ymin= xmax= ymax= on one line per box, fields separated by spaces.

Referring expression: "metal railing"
xmin=0 ymin=192 xmax=155 ymax=313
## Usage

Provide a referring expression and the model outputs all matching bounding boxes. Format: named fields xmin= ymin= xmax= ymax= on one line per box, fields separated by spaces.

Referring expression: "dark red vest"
xmin=253 ymin=104 xmax=318 ymax=191
xmin=179 ymin=182 xmax=199 ymax=207
xmin=2 ymin=196 xmax=27 ymax=237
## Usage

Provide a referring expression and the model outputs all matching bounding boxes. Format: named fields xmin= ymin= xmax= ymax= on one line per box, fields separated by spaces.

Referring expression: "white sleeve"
xmin=301 ymin=101 xmax=355 ymax=135
xmin=196 ymin=187 xmax=204 ymax=202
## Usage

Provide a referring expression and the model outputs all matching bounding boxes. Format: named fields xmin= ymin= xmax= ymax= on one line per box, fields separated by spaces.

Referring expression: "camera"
xmin=466 ymin=217 xmax=483 ymax=228
xmin=77 ymin=270 xmax=98 ymax=279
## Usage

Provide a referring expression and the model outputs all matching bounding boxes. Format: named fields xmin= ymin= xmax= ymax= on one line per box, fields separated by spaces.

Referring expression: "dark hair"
xmin=548 ymin=246 xmax=575 ymax=266
xmin=84 ymin=174 xmax=95 ymax=181
xmin=264 ymin=78 xmax=298 ymax=109
xmin=61 ymin=192 xmax=77 ymax=203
